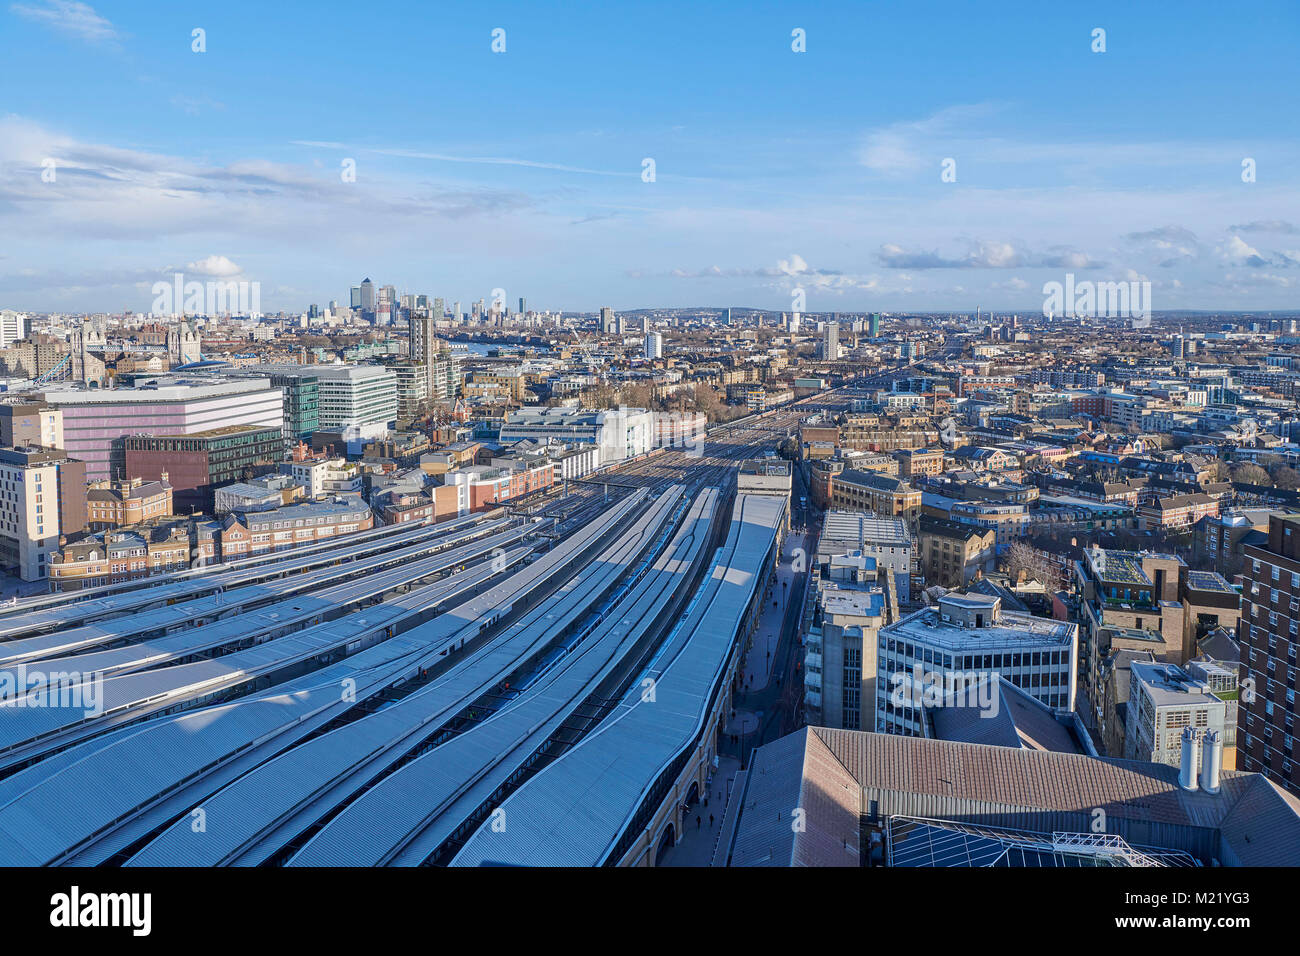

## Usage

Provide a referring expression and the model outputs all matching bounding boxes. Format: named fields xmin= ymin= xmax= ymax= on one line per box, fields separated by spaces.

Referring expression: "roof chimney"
xmin=1200 ymin=730 xmax=1222 ymax=794
xmin=1178 ymin=727 xmax=1200 ymax=791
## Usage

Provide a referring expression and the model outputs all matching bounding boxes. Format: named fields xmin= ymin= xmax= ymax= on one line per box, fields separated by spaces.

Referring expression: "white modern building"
xmin=644 ymin=332 xmax=663 ymax=360
xmin=877 ymin=592 xmax=1079 ymax=736
xmin=312 ymin=364 xmax=398 ymax=430
xmin=289 ymin=458 xmax=363 ymax=498
xmin=0 ymin=310 xmax=26 ymax=349
xmin=498 ymin=406 xmax=654 ymax=465
xmin=40 ymin=377 xmax=283 ymax=481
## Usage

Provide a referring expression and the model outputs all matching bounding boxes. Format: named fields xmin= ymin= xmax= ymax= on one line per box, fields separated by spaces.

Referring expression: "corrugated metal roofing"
xmin=289 ymin=489 xmax=715 ymax=867
xmin=0 ymin=513 xmax=489 ymax=640
xmin=126 ymin=490 xmax=663 ymax=867
xmin=450 ymin=493 xmax=785 ymax=867
xmin=0 ymin=516 xmax=515 ymax=671
xmin=0 ymin=534 xmax=535 ymax=767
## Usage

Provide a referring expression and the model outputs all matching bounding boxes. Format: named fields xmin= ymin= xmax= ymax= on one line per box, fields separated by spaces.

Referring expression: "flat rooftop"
xmin=887 ymin=605 xmax=1076 ymax=651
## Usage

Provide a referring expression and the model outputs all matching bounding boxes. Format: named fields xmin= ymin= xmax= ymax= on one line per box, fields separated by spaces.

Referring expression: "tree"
xmin=1273 ymin=466 xmax=1300 ymax=491
xmin=1231 ymin=463 xmax=1271 ymax=486
xmin=1003 ymin=540 xmax=1056 ymax=588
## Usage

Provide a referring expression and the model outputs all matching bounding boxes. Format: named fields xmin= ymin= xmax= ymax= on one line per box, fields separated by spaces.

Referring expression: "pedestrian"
xmin=710 ymin=814 xmax=715 ymax=828
xmin=696 ymin=815 xmax=701 ymax=830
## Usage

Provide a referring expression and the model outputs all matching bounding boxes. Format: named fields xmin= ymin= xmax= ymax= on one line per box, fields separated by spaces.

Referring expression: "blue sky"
xmin=2 ymin=0 xmax=1298 ymax=314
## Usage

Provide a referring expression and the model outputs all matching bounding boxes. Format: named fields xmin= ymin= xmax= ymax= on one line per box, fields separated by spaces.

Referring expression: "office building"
xmin=877 ymin=592 xmax=1079 ymax=736
xmin=125 ymin=425 xmax=283 ymax=512
xmin=39 ymin=377 xmax=283 ymax=481
xmin=0 ymin=446 xmax=87 ymax=581
xmin=311 ymin=364 xmax=398 ymax=430
xmin=498 ymin=406 xmax=654 ymax=465
xmin=0 ymin=310 xmax=25 ymax=349
xmin=817 ymin=511 xmax=912 ymax=602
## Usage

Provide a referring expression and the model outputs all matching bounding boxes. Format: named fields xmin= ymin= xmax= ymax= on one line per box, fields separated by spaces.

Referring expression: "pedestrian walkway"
xmin=738 ymin=530 xmax=806 ymax=693
xmin=657 ymin=755 xmax=740 ymax=867
xmin=663 ymin=527 xmax=810 ymax=866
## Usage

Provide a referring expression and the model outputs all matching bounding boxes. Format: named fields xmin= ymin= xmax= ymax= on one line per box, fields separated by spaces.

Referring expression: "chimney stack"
xmin=1200 ymin=730 xmax=1223 ymax=794
xmin=1178 ymin=727 xmax=1201 ymax=791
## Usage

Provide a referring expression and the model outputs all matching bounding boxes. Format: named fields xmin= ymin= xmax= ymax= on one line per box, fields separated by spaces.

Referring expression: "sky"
xmin=1 ymin=0 xmax=1299 ymax=315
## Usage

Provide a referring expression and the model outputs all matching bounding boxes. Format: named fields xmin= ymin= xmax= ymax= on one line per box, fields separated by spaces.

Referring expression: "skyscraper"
xmin=519 ymin=297 xmax=527 ymax=315
xmin=349 ymin=286 xmax=362 ymax=309
xmin=869 ymin=312 xmax=881 ymax=339
xmin=600 ymin=307 xmax=616 ymax=334
xmin=0 ymin=310 xmax=26 ymax=349
xmin=823 ymin=320 xmax=839 ymax=360
xmin=359 ymin=278 xmax=375 ymax=321
xmin=645 ymin=332 xmax=663 ymax=360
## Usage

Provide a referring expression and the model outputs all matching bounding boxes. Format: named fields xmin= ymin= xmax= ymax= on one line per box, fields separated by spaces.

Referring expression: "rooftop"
xmin=726 ymin=727 xmax=1300 ymax=867
xmin=886 ymin=604 xmax=1076 ymax=651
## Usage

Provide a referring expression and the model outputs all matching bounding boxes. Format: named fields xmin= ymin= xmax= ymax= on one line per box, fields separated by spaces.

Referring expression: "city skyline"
xmin=1 ymin=0 xmax=1297 ymax=315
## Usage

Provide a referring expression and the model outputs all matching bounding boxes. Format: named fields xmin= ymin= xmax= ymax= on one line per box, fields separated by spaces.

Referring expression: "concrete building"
xmin=804 ymin=567 xmax=894 ymax=731
xmin=823 ymin=321 xmax=839 ymax=360
xmin=737 ymin=459 xmax=791 ymax=526
xmin=312 ymin=365 xmax=398 ymax=430
xmin=498 ymin=406 xmax=654 ymax=465
xmin=0 ymin=401 xmax=63 ymax=449
xmin=0 ymin=310 xmax=25 ymax=349
xmin=392 ymin=362 xmax=429 ymax=421
xmin=0 ymin=446 xmax=87 ymax=581
xmin=644 ymin=332 xmax=663 ymax=360
xmin=878 ymin=592 xmax=1079 ymax=736
xmin=1238 ymin=513 xmax=1300 ymax=796
xmin=40 ymin=377 xmax=283 ymax=481
xmin=1124 ymin=660 xmax=1229 ymax=770
xmin=289 ymin=457 xmax=363 ymax=499
xmin=818 ymin=511 xmax=912 ymax=603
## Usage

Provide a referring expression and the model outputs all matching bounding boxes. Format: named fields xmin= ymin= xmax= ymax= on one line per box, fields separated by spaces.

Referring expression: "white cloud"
xmin=185 ymin=255 xmax=243 ymax=278
xmin=10 ymin=1 xmax=117 ymax=44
